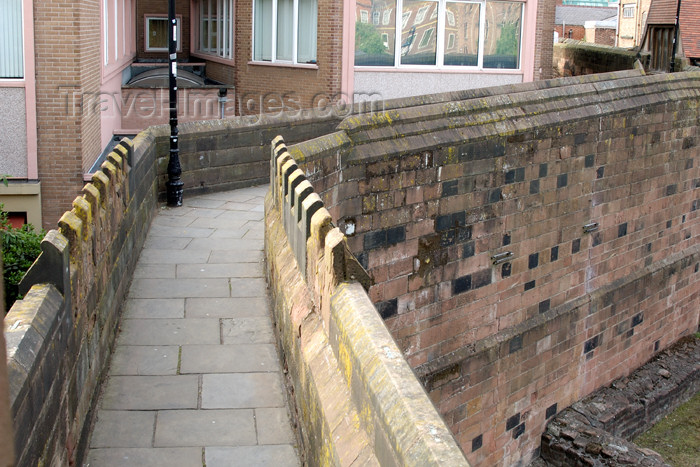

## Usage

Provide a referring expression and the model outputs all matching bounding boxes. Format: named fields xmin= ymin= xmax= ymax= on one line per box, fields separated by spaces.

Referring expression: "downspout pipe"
xmin=670 ymin=0 xmax=682 ymax=72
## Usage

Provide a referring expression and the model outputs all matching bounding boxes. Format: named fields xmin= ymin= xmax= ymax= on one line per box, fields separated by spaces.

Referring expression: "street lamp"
xmin=166 ymin=0 xmax=183 ymax=206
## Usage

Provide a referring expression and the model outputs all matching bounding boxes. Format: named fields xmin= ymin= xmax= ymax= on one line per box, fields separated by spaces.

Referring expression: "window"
xmin=361 ymin=10 xmax=369 ymax=23
xmin=355 ymin=0 xmax=522 ymax=70
xmin=0 ymin=0 xmax=23 ymax=78
xmin=146 ymin=16 xmax=181 ymax=52
xmin=103 ymin=0 xmax=135 ymax=68
xmin=197 ymin=0 xmax=234 ymax=59
xmin=622 ymin=4 xmax=634 ymax=18
xmin=383 ymin=9 xmax=392 ymax=25
xmin=373 ymin=11 xmax=381 ymax=24
xmin=254 ymin=0 xmax=317 ymax=63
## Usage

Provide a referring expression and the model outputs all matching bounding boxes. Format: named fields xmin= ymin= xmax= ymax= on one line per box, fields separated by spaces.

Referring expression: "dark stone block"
xmin=489 ymin=188 xmax=502 ymax=204
xmin=513 ymin=423 xmax=525 ymax=439
xmin=457 ymin=226 xmax=472 ymax=243
xmin=551 ymin=246 xmax=559 ymax=262
xmin=472 ymin=269 xmax=492 ymax=289
xmin=631 ymin=312 xmax=643 ymax=327
xmin=377 ymin=299 xmax=398 ymax=319
xmin=515 ymin=167 xmax=525 ymax=182
xmin=585 ymin=154 xmax=595 ymax=168
xmin=572 ymin=238 xmax=581 ymax=254
xmin=593 ymin=233 xmax=602 ymax=247
xmin=440 ymin=230 xmax=456 ymax=247
xmin=472 ymin=434 xmax=483 ymax=452
xmin=463 ymin=241 xmax=475 ymax=258
xmin=584 ymin=335 xmax=599 ymax=354
xmin=685 ymin=159 xmax=693 ymax=170
xmin=363 ymin=230 xmax=387 ymax=250
xmin=386 ymin=226 xmax=405 ymax=246
xmin=525 ymin=280 xmax=535 ymax=291
xmin=505 ymin=170 xmax=516 ymax=184
xmin=502 ymin=262 xmax=512 ymax=278
xmin=546 ymin=403 xmax=558 ymax=419
xmin=539 ymin=163 xmax=548 ymax=178
xmin=442 ymin=180 xmax=458 ymax=197
xmin=435 ymin=214 xmax=452 ymax=232
xmin=509 ymin=334 xmax=522 ymax=354
xmin=666 ymin=184 xmax=677 ymax=196
xmin=667 ymin=220 xmax=672 ymax=229
xmin=503 ymin=234 xmax=511 ymax=246
xmin=530 ymin=180 xmax=539 ymax=194
xmin=618 ymin=223 xmax=627 ymax=238
xmin=596 ymin=166 xmax=605 ymax=179
xmin=506 ymin=413 xmax=521 ymax=431
xmin=654 ymin=340 xmax=660 ymax=352
xmin=539 ymin=299 xmax=550 ymax=313
xmin=575 ymin=133 xmax=587 ymax=145
xmin=682 ymin=136 xmax=696 ymax=149
xmin=557 ymin=173 xmax=568 ymax=188
xmin=529 ymin=253 xmax=539 ymax=269
xmin=452 ymin=275 xmax=472 ymax=295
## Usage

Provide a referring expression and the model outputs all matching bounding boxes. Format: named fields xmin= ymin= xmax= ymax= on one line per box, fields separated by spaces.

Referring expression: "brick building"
xmin=640 ymin=0 xmax=700 ymax=70
xmin=0 ymin=0 xmax=554 ymax=229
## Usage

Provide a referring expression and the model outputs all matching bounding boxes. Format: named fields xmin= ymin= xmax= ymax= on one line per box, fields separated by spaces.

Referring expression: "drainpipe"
xmin=166 ymin=0 xmax=183 ymax=206
xmin=670 ymin=0 xmax=682 ymax=72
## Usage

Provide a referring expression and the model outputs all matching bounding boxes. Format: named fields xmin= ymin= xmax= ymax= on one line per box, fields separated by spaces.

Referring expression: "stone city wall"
xmin=264 ymin=137 xmax=469 ymax=466
xmin=553 ymin=39 xmax=648 ymax=77
xmin=281 ymin=70 xmax=700 ymax=465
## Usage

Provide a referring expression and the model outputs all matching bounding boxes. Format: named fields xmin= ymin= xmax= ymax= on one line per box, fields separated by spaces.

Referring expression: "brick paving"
xmin=85 ymin=185 xmax=300 ymax=467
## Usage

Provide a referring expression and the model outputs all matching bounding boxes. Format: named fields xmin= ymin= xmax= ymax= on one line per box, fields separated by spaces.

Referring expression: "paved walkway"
xmin=85 ymin=185 xmax=300 ymax=467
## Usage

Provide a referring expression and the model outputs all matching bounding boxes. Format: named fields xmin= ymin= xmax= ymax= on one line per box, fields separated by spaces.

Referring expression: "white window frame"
xmin=361 ymin=10 xmax=369 ymax=23
xmin=145 ymin=16 xmax=182 ymax=52
xmin=197 ymin=0 xmax=234 ymax=60
xmin=622 ymin=4 xmax=634 ymax=18
xmin=252 ymin=0 xmax=317 ymax=64
xmin=383 ymin=8 xmax=392 ymax=25
xmin=419 ymin=27 xmax=434 ymax=48
xmin=414 ymin=5 xmax=430 ymax=23
xmin=356 ymin=0 xmax=523 ymax=70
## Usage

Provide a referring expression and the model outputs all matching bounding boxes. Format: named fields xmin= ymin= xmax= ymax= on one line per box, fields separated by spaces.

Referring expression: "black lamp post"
xmin=166 ymin=0 xmax=183 ymax=206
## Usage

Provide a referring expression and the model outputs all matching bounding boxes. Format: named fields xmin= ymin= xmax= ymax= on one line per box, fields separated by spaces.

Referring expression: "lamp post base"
xmin=166 ymin=180 xmax=184 ymax=207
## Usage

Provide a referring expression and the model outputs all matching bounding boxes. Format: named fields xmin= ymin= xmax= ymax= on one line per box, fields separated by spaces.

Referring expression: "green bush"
xmin=1 ymin=205 xmax=44 ymax=312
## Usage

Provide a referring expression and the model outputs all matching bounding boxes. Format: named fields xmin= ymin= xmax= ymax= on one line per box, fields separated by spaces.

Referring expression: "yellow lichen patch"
xmin=71 ymin=197 xmax=92 ymax=237
xmin=107 ymin=152 xmax=123 ymax=172
xmin=101 ymin=160 xmax=118 ymax=181
xmin=58 ymin=211 xmax=83 ymax=259
xmin=91 ymin=171 xmax=111 ymax=206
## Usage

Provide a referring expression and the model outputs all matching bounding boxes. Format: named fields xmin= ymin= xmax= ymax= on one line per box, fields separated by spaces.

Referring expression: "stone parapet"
xmin=265 ymin=138 xmax=469 ymax=466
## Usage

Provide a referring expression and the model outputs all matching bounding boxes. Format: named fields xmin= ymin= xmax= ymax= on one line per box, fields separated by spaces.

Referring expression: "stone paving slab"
xmin=202 ymin=373 xmax=285 ymax=409
xmin=180 ymin=344 xmax=280 ymax=373
xmin=185 ymin=297 xmax=269 ymax=318
xmin=86 ymin=185 xmax=300 ymax=466
xmin=206 ymin=446 xmax=299 ymax=467
xmin=154 ymin=409 xmax=257 ymax=447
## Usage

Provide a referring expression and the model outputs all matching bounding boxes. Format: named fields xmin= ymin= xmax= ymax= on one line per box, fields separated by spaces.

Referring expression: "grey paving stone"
xmin=138 ymin=249 xmax=211 ymax=264
xmin=202 ymin=373 xmax=285 ymax=409
xmin=129 ymin=278 xmax=230 ymax=298
xmin=89 ymin=410 xmax=155 ymax=448
xmin=255 ymin=408 xmax=296 ymax=445
xmin=188 ymin=217 xmax=250 ymax=230
xmin=187 ymin=207 xmax=225 ymax=218
xmin=152 ymin=215 xmax=197 ymax=227
xmin=109 ymin=345 xmax=179 ymax=375
xmin=186 ymin=238 xmax=262 ymax=251
xmin=177 ymin=263 xmax=263 ymax=279
xmin=186 ymin=297 xmax=269 ymax=318
xmin=218 ymin=210 xmax=264 ymax=221
xmin=229 ymin=278 xmax=268 ymax=297
xmin=101 ymin=376 xmax=198 ymax=410
xmin=86 ymin=447 xmax=202 ymax=466
xmin=209 ymin=228 xmax=249 ymax=239
xmin=182 ymin=197 xmax=227 ymax=209
xmin=143 ymin=236 xmax=192 ymax=250
xmin=206 ymin=445 xmax=299 ymax=467
xmin=208 ymin=250 xmax=264 ymax=264
xmin=221 ymin=318 xmax=274 ymax=344
xmin=158 ymin=206 xmax=196 ymax=217
xmin=132 ymin=263 xmax=176 ymax=279
xmin=241 ymin=229 xmax=265 ymax=240
xmin=123 ymin=299 xmax=185 ymax=319
xmin=148 ymin=224 xmax=215 ymax=238
xmin=154 ymin=409 xmax=256 ymax=447
xmin=119 ymin=319 xmax=220 ymax=345
xmin=180 ymin=344 xmax=280 ymax=374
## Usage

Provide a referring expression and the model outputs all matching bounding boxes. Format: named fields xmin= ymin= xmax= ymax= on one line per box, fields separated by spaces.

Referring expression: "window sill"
xmin=248 ymin=61 xmax=319 ymax=70
xmin=354 ymin=66 xmax=522 ymax=74
xmin=0 ymin=79 xmax=25 ymax=87
xmin=191 ymin=52 xmax=235 ymax=66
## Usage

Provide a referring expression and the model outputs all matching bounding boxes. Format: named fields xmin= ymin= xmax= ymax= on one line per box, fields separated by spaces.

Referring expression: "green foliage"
xmin=355 ymin=21 xmax=387 ymax=56
xmin=495 ymin=23 xmax=519 ymax=57
xmin=1 ymin=205 xmax=44 ymax=312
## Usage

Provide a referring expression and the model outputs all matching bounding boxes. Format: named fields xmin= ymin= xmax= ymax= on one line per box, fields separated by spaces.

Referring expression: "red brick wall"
xmin=555 ymin=24 xmax=585 ymax=41
xmin=534 ymin=0 xmax=555 ymax=80
xmin=234 ymin=0 xmax=344 ymax=115
xmin=34 ymin=0 xmax=103 ymax=229
xmin=293 ymin=73 xmax=700 ymax=465
xmin=136 ymin=0 xmax=191 ymax=60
